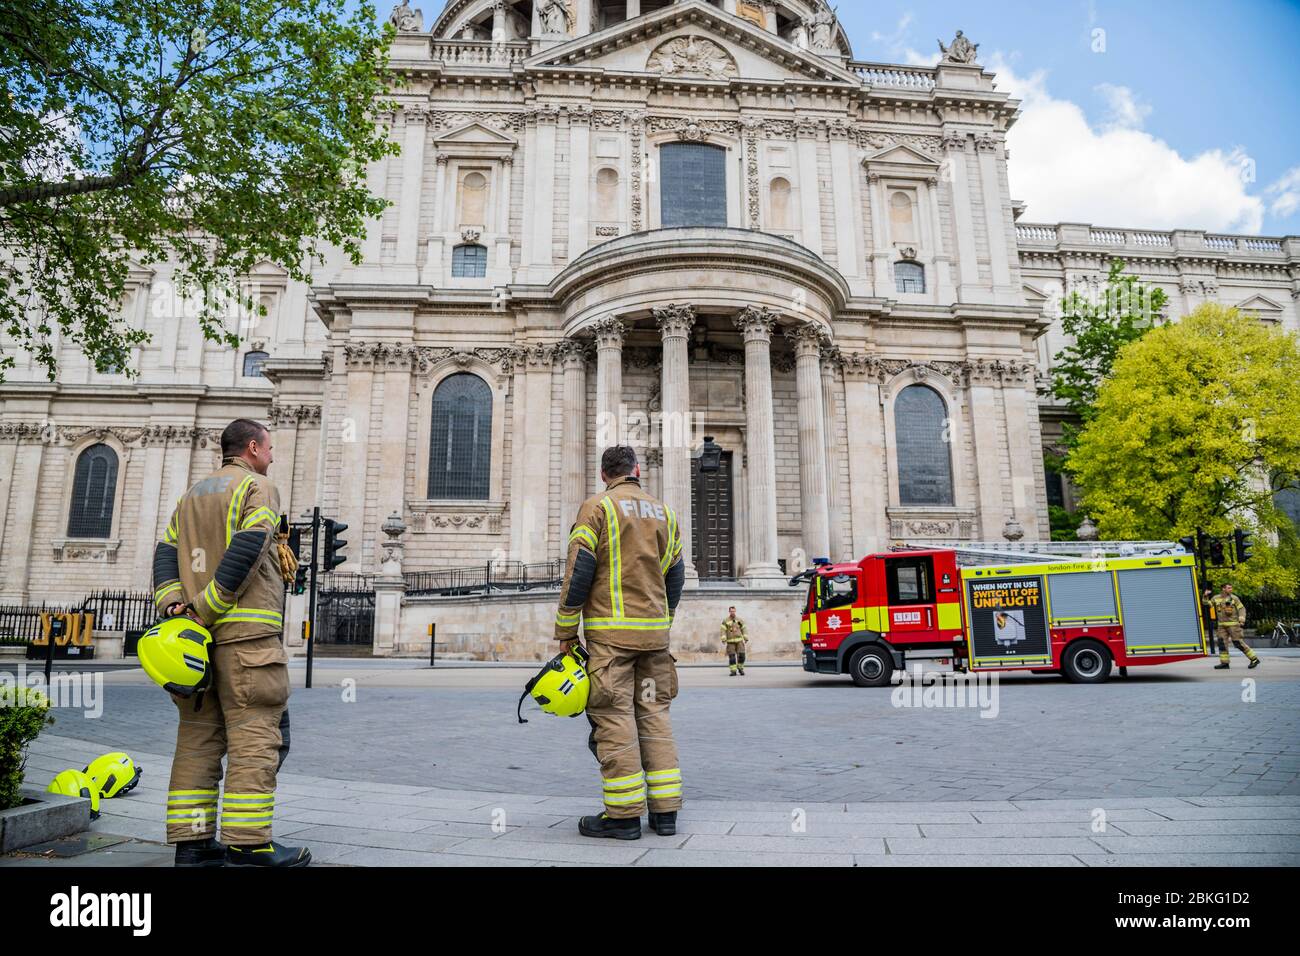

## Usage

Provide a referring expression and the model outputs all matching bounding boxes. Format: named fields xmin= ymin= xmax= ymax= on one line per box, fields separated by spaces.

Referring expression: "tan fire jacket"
xmin=555 ymin=475 xmax=686 ymax=652
xmin=721 ymin=617 xmax=747 ymax=643
xmin=152 ymin=457 xmax=285 ymax=644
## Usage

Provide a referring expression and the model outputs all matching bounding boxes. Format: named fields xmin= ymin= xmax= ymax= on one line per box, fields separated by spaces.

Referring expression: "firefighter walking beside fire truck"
xmin=721 ymin=607 xmax=748 ymax=676
xmin=1212 ymin=584 xmax=1260 ymax=669
xmin=556 ymin=446 xmax=687 ymax=840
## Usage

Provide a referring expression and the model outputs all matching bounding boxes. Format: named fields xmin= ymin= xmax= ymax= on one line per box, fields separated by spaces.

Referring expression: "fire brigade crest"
xmin=827 ymin=614 xmax=843 ymax=630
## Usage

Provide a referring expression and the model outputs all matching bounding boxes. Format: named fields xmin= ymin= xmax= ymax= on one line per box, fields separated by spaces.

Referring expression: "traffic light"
xmin=1178 ymin=534 xmax=1197 ymax=556
xmin=1233 ymin=528 xmax=1254 ymax=564
xmin=287 ymin=527 xmax=308 ymax=594
xmin=323 ymin=518 xmax=348 ymax=571
xmin=1208 ymin=537 xmax=1227 ymax=567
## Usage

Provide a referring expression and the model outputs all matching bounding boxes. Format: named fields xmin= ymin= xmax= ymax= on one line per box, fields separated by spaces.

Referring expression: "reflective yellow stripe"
xmin=241 ymin=506 xmax=277 ymax=531
xmin=213 ymin=609 xmax=283 ymax=628
xmin=556 ymin=611 xmax=581 ymax=627
xmin=601 ymin=497 xmax=623 ymax=617
xmin=645 ymin=768 xmax=681 ymax=783
xmin=648 ymin=786 xmax=682 ymax=798
xmin=168 ymin=789 xmax=217 ymax=797
xmin=602 ymin=771 xmax=646 ymax=789
xmin=569 ymin=525 xmax=598 ymax=550
xmin=154 ymin=582 xmax=182 ymax=604
xmin=202 ymin=581 xmax=234 ymax=614
xmin=584 ymin=617 xmax=673 ymax=629
xmin=164 ymin=505 xmax=180 ymax=544
xmin=661 ymin=509 xmax=678 ymax=573
xmin=226 ymin=476 xmax=255 ymax=546
xmin=603 ymin=789 xmax=647 ymax=805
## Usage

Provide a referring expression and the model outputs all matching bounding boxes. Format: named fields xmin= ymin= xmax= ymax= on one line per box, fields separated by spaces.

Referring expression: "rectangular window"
xmin=660 ymin=142 xmax=728 ymax=228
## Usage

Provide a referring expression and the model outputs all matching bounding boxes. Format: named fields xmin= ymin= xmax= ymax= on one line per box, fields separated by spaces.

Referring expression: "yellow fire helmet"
xmin=517 ymin=645 xmax=590 ymax=723
xmin=137 ymin=616 xmax=214 ymax=697
xmin=84 ymin=752 xmax=142 ymax=799
xmin=47 ymin=769 xmax=101 ymax=819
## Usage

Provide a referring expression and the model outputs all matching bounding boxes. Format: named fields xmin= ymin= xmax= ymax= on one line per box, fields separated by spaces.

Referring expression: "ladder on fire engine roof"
xmin=890 ymin=540 xmax=1189 ymax=567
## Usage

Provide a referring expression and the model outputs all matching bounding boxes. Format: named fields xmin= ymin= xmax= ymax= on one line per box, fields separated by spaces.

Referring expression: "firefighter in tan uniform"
xmin=557 ymin=446 xmax=686 ymax=840
xmin=721 ymin=607 xmax=748 ymax=676
xmin=152 ymin=419 xmax=311 ymax=867
xmin=1211 ymin=584 xmax=1260 ymax=670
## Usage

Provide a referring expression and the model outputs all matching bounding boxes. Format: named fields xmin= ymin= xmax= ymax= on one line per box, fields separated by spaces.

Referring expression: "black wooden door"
xmin=691 ymin=450 xmax=735 ymax=579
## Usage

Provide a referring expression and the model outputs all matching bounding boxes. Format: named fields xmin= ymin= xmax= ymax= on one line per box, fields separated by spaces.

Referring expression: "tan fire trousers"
xmin=165 ymin=634 xmax=290 ymax=845
xmin=585 ymin=641 xmax=683 ymax=819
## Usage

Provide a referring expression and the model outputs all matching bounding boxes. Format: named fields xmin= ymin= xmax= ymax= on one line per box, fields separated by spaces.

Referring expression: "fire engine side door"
xmin=812 ymin=572 xmax=863 ymax=647
xmin=883 ymin=554 xmax=941 ymax=642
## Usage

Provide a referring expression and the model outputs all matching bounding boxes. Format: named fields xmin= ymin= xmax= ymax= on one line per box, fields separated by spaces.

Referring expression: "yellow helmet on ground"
xmin=517 ymin=645 xmax=590 ymax=723
xmin=84 ymin=752 xmax=142 ymax=798
xmin=137 ymin=616 xmax=213 ymax=696
xmin=47 ymin=769 xmax=101 ymax=819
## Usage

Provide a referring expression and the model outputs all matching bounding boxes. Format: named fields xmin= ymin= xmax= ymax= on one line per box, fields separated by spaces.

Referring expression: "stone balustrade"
xmin=429 ymin=39 xmax=529 ymax=67
xmin=849 ymin=62 xmax=937 ymax=91
xmin=1016 ymin=223 xmax=1294 ymax=259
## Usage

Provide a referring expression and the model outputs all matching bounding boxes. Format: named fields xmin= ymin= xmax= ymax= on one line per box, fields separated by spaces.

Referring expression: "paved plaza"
xmin=4 ymin=651 xmax=1299 ymax=866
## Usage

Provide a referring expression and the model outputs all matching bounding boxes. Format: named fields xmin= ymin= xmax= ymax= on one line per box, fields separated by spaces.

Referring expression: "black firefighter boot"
xmin=174 ymin=837 xmax=227 ymax=868
xmin=226 ymin=841 xmax=312 ymax=867
xmin=647 ymin=811 xmax=677 ymax=836
xmin=578 ymin=812 xmax=642 ymax=840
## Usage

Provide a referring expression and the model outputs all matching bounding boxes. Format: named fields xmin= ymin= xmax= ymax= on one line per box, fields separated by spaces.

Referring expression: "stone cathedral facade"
xmin=1 ymin=0 xmax=1297 ymax=616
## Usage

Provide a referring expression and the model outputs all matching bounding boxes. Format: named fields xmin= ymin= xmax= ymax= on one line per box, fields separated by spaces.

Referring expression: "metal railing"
xmin=405 ymin=560 xmax=565 ymax=597
xmin=79 ymin=590 xmax=155 ymax=632
xmin=1243 ymin=597 xmax=1300 ymax=629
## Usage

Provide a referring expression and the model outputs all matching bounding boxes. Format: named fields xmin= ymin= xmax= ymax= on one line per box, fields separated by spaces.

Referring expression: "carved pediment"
xmin=433 ymin=120 xmax=519 ymax=147
xmin=1235 ymin=293 xmax=1284 ymax=316
xmin=526 ymin=2 xmax=861 ymax=86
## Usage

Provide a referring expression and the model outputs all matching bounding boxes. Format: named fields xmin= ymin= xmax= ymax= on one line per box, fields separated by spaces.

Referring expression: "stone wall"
xmin=400 ymin=588 xmax=807 ymax=663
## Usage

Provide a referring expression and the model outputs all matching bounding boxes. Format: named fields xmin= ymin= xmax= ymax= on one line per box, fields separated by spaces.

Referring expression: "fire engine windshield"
xmin=816 ymin=573 xmax=858 ymax=611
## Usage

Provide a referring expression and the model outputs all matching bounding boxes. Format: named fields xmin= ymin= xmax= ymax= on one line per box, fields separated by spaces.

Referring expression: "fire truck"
xmin=792 ymin=544 xmax=1207 ymax=686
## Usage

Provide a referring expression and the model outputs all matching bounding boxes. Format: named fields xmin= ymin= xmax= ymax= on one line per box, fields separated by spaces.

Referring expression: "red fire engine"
xmin=793 ymin=548 xmax=1207 ymax=686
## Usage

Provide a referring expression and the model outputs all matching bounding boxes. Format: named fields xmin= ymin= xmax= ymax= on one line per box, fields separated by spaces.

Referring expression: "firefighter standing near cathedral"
xmin=721 ymin=606 xmax=748 ymax=676
xmin=152 ymin=419 xmax=311 ymax=867
xmin=556 ymin=446 xmax=686 ymax=840
xmin=1212 ymin=583 xmax=1260 ymax=670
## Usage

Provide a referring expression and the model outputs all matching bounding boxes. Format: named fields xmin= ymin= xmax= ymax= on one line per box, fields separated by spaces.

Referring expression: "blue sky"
xmin=384 ymin=0 xmax=1300 ymax=235
xmin=842 ymin=0 xmax=1300 ymax=235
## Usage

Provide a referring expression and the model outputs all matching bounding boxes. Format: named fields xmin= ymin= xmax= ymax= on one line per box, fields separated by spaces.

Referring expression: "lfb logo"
xmin=894 ymin=611 xmax=921 ymax=624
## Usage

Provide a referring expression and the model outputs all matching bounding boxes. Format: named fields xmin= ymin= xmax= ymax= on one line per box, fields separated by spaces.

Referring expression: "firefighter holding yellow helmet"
xmin=556 ymin=446 xmax=687 ymax=840
xmin=150 ymin=419 xmax=309 ymax=867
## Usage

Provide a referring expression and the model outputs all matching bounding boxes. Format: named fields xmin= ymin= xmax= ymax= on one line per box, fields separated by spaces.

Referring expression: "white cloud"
xmin=1093 ymin=83 xmax=1151 ymax=130
xmin=993 ymin=54 xmax=1265 ymax=233
xmin=1265 ymin=166 xmax=1300 ymax=218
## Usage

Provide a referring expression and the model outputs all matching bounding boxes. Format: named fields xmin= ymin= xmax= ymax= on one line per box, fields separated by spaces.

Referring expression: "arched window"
xmin=67 ymin=443 xmax=119 ymax=538
xmin=458 ymin=170 xmax=488 ymax=227
xmin=243 ymin=350 xmax=269 ymax=377
xmin=660 ymin=142 xmax=727 ymax=228
xmin=894 ymin=384 xmax=954 ymax=506
xmin=452 ymin=244 xmax=488 ymax=278
xmin=894 ymin=260 xmax=925 ymax=294
xmin=429 ymin=373 xmax=492 ymax=499
xmin=889 ymin=190 xmax=917 ymax=243
xmin=769 ymin=177 xmax=792 ymax=230
xmin=595 ymin=167 xmax=620 ymax=221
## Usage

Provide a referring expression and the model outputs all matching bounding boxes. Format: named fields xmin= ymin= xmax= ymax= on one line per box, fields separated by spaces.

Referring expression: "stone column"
xmin=654 ymin=304 xmax=696 ymax=580
xmin=968 ymin=361 xmax=1007 ymax=540
xmin=132 ymin=432 xmax=169 ymax=585
xmin=5 ymin=437 xmax=45 ymax=602
xmin=827 ymin=124 xmax=860 ymax=279
xmin=522 ymin=346 xmax=555 ymax=560
xmin=372 ymin=513 xmax=407 ymax=658
xmin=357 ymin=112 xmax=393 ymax=267
xmin=377 ymin=350 xmax=413 ymax=542
xmin=339 ymin=344 xmax=376 ymax=570
xmin=733 ymin=307 xmax=784 ymax=585
xmin=974 ymin=134 xmax=1017 ymax=304
xmin=568 ymin=111 xmax=592 ymax=262
xmin=795 ymin=121 xmax=823 ymax=256
xmin=557 ymin=339 xmax=589 ymax=533
xmin=941 ymin=131 xmax=981 ymax=301
xmin=841 ymin=354 xmax=887 ymax=555
xmin=592 ymin=316 xmax=626 ymax=494
xmin=394 ymin=107 xmax=428 ymax=275
xmin=820 ymin=348 xmax=846 ymax=561
xmin=787 ymin=322 xmax=831 ymax=561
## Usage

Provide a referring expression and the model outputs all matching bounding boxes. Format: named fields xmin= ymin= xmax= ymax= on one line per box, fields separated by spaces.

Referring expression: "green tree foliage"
xmin=1045 ymin=258 xmax=1168 ymax=433
xmin=0 ymin=686 xmax=52 ymax=811
xmin=1069 ymin=304 xmax=1300 ymax=594
xmin=0 ymin=0 xmax=398 ymax=381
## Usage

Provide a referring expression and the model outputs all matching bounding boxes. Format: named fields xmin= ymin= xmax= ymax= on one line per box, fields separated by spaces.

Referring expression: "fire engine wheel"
xmin=848 ymin=645 xmax=894 ymax=688
xmin=1062 ymin=640 xmax=1112 ymax=684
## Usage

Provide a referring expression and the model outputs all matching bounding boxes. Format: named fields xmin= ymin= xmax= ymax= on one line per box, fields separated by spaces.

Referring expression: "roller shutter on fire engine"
xmin=1115 ymin=565 xmax=1202 ymax=654
xmin=966 ymin=575 xmax=1051 ymax=666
